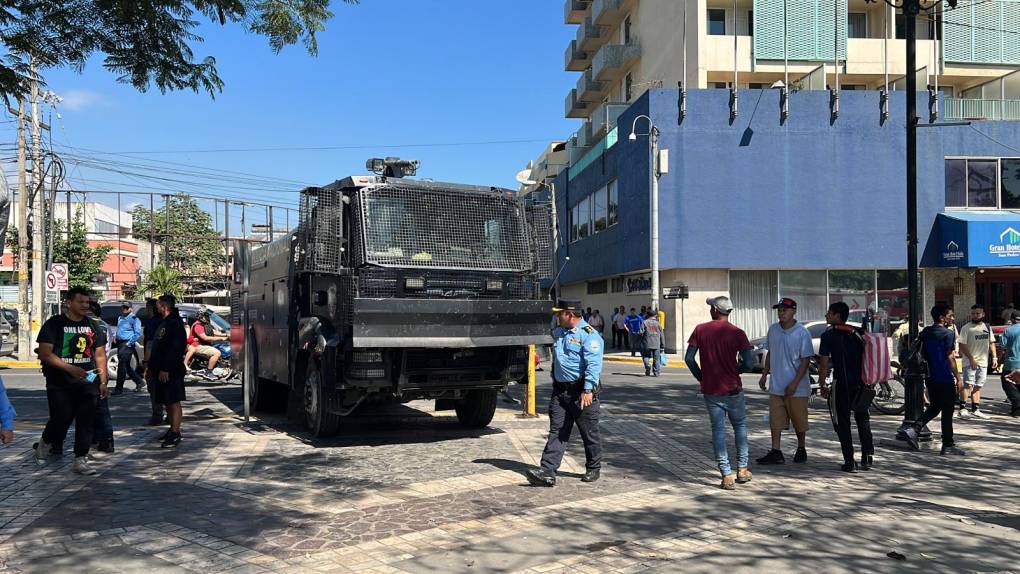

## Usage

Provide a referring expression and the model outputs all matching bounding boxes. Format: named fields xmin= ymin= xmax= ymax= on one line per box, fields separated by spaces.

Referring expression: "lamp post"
xmin=629 ymin=115 xmax=664 ymax=315
xmin=865 ymin=0 xmax=954 ymax=440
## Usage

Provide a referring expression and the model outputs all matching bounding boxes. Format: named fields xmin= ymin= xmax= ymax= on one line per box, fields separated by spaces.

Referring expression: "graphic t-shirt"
xmin=959 ymin=321 xmax=993 ymax=369
xmin=688 ymin=320 xmax=753 ymax=396
xmin=37 ymin=315 xmax=107 ymax=392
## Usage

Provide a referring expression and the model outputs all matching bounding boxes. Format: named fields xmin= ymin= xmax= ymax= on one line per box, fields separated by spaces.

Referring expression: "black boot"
xmin=97 ymin=439 xmax=115 ymax=454
xmin=525 ymin=468 xmax=556 ymax=487
xmin=860 ymin=454 xmax=873 ymax=471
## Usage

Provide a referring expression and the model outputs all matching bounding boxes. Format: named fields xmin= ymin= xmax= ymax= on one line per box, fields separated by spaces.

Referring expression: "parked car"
xmin=0 ymin=311 xmax=13 ymax=358
xmin=749 ymin=320 xmax=862 ymax=372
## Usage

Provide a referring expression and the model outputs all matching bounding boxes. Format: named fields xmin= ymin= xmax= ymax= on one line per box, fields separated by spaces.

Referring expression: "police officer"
xmin=526 ymin=299 xmax=604 ymax=487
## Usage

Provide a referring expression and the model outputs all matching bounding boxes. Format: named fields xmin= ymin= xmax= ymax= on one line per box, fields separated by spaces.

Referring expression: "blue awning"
xmin=922 ymin=211 xmax=1020 ymax=268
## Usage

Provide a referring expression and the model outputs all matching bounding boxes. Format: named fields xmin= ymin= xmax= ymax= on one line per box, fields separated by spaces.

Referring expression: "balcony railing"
xmin=564 ymin=0 xmax=591 ymax=24
xmin=592 ymin=0 xmax=623 ymax=26
xmin=564 ymin=39 xmax=589 ymax=72
xmin=564 ymin=88 xmax=591 ymax=119
xmin=591 ymin=102 xmax=629 ymax=136
xmin=592 ymin=41 xmax=641 ymax=81
xmin=944 ymin=98 xmax=1020 ymax=121
xmin=576 ymin=16 xmax=604 ymax=52
xmin=575 ymin=68 xmax=607 ymax=101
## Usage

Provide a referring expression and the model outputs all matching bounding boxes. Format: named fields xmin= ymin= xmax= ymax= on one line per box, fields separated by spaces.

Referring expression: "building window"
xmin=1002 ymin=159 xmax=1020 ymax=210
xmin=842 ymin=84 xmax=865 ymax=90
xmin=969 ymin=160 xmax=998 ymax=208
xmin=624 ymin=73 xmax=633 ymax=102
xmin=570 ymin=204 xmax=579 ymax=242
xmin=607 ymin=180 xmax=619 ymax=227
xmin=945 ymin=159 xmax=966 ymax=207
xmin=708 ymin=9 xmax=726 ymax=36
xmin=747 ymin=10 xmax=753 ymax=36
xmin=749 ymin=83 xmax=766 ymax=89
xmin=623 ymin=14 xmax=632 ymax=44
xmin=611 ymin=277 xmax=625 ymax=293
xmin=577 ymin=196 xmax=591 ymax=239
xmin=712 ymin=82 xmax=729 ymax=89
xmin=587 ymin=280 xmax=608 ymax=295
xmin=848 ymin=12 xmax=867 ymax=39
xmin=593 ymin=184 xmax=608 ymax=232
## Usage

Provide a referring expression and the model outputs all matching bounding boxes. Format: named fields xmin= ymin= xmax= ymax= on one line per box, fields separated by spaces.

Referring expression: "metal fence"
xmin=944 ymin=98 xmax=1020 ymax=121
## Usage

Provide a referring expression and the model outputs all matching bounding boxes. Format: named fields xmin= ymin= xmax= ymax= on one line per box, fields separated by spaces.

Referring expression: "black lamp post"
xmin=864 ymin=0 xmax=956 ymax=439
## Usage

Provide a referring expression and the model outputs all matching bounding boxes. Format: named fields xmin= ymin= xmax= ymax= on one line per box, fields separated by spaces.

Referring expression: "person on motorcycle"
xmin=817 ymin=302 xmax=874 ymax=473
xmin=190 ymin=309 xmax=227 ymax=379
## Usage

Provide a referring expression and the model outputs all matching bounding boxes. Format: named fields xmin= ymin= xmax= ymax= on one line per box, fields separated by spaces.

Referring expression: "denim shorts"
xmin=962 ymin=364 xmax=987 ymax=388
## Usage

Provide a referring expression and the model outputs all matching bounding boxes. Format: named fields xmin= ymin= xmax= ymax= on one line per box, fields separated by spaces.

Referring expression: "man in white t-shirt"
xmin=757 ymin=298 xmax=814 ymax=465
xmin=612 ymin=306 xmax=627 ymax=350
xmin=958 ymin=304 xmax=997 ymax=419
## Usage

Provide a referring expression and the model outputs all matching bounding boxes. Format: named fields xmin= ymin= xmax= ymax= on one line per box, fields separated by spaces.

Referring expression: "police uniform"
xmin=527 ymin=299 xmax=604 ymax=486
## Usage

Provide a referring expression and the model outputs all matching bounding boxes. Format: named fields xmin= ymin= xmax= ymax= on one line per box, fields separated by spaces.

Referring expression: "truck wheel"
xmin=303 ymin=360 xmax=340 ymax=437
xmin=455 ymin=389 xmax=498 ymax=428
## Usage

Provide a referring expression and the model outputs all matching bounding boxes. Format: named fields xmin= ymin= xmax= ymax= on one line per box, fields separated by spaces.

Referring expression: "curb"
xmin=0 ymin=360 xmax=39 ymax=368
xmin=604 ymin=356 xmax=687 ymax=368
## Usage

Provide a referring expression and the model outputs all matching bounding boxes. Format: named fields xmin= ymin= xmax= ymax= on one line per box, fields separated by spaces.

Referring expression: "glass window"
xmin=623 ymin=15 xmax=632 ymax=44
xmin=945 ymin=159 xmax=966 ymax=207
xmin=624 ymin=73 xmax=633 ymax=102
xmin=708 ymin=9 xmax=726 ymax=36
xmin=577 ymin=196 xmax=590 ymax=239
xmin=848 ymin=13 xmax=867 ymax=39
xmin=828 ymin=270 xmax=875 ymax=323
xmin=593 ymin=185 xmax=608 ymax=232
xmin=607 ymin=180 xmax=619 ymax=227
xmin=778 ymin=270 xmax=827 ymax=322
xmin=587 ymin=280 xmax=607 ymax=295
xmin=570 ymin=204 xmax=579 ymax=242
xmin=878 ymin=270 xmax=911 ymax=336
xmin=968 ymin=160 xmax=998 ymax=208
xmin=1001 ymin=159 xmax=1020 ymax=209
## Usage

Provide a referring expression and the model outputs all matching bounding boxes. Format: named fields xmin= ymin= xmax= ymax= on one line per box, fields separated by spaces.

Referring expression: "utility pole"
xmin=16 ymin=99 xmax=29 ymax=360
xmin=29 ymin=59 xmax=45 ymax=349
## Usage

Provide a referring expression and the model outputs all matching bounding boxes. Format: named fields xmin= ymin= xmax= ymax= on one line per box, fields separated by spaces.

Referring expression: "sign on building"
xmin=662 ymin=285 xmax=689 ymax=300
xmin=624 ymin=275 xmax=652 ymax=295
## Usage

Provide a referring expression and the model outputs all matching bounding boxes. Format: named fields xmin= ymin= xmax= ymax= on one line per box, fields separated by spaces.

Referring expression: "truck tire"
xmin=455 ymin=389 xmax=498 ymax=428
xmin=303 ymin=360 xmax=340 ymax=437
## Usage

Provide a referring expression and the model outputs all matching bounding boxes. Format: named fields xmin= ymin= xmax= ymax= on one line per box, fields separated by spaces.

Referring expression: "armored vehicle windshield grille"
xmin=298 ymin=187 xmax=343 ymax=273
xmin=358 ymin=185 xmax=533 ymax=272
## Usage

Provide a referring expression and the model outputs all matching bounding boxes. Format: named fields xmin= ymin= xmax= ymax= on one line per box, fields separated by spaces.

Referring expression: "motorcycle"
xmin=808 ymin=356 xmax=906 ymax=415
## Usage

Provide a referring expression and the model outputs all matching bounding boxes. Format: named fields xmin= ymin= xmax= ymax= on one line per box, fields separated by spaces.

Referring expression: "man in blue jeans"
xmin=686 ymin=296 xmax=755 ymax=490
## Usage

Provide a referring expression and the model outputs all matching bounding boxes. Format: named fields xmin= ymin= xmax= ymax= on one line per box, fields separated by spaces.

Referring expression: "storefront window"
xmin=877 ymin=270 xmax=911 ymax=335
xmin=968 ymin=160 xmax=998 ymax=208
xmin=778 ymin=271 xmax=827 ymax=322
xmin=828 ymin=270 xmax=875 ymax=324
xmin=945 ymin=159 xmax=966 ymax=207
xmin=1001 ymin=158 xmax=1020 ymax=210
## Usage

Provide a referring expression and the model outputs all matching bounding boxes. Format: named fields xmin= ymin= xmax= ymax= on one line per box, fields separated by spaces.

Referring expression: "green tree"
xmin=0 ymin=0 xmax=359 ymax=100
xmin=143 ymin=265 xmax=184 ymax=300
xmin=131 ymin=193 xmax=224 ymax=278
xmin=52 ymin=212 xmax=114 ymax=288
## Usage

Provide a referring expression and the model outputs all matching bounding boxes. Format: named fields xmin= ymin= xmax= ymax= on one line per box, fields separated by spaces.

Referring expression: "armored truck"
xmin=232 ymin=160 xmax=552 ymax=436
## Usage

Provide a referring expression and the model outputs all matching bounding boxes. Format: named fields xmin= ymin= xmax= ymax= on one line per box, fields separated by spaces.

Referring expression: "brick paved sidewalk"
xmin=1 ymin=368 xmax=1018 ymax=573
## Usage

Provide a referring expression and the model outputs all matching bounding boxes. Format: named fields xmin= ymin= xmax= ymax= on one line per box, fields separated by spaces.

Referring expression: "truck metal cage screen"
xmin=525 ymin=203 xmax=554 ymax=280
xmin=358 ymin=186 xmax=533 ymax=272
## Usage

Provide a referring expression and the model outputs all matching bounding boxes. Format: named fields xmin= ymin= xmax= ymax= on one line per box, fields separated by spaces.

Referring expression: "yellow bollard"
xmin=523 ymin=344 xmax=537 ymax=417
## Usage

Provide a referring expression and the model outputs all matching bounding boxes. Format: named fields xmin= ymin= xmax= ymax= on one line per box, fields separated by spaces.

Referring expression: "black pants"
xmin=1003 ymin=374 xmax=1020 ymax=411
xmin=539 ymin=388 xmax=602 ymax=473
xmin=115 ymin=342 xmax=144 ymax=391
xmin=833 ymin=380 xmax=873 ymax=463
xmin=918 ymin=380 xmax=956 ymax=446
xmin=611 ymin=327 xmax=622 ymax=349
xmin=42 ymin=384 xmax=98 ymax=457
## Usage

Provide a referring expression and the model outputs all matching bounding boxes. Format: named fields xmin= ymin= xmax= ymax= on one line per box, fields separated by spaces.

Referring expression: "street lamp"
xmin=629 ymin=114 xmax=667 ymax=315
xmin=865 ymin=0 xmax=953 ymax=442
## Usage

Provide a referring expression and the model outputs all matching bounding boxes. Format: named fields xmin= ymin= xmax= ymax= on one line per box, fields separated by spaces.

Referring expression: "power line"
xmin=83 ymin=138 xmax=560 ymax=155
xmin=966 ymin=125 xmax=1020 ymax=156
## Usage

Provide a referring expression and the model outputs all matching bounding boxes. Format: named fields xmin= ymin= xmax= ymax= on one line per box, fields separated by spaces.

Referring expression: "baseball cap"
xmin=706 ymin=296 xmax=734 ymax=314
xmin=772 ymin=297 xmax=798 ymax=310
xmin=551 ymin=298 xmax=582 ymax=313
xmin=1010 ymin=310 xmax=1020 ymax=322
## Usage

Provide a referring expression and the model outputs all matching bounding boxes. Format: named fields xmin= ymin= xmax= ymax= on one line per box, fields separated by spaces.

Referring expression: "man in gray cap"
xmin=527 ymin=298 xmax=604 ymax=487
xmin=685 ymin=296 xmax=755 ymax=490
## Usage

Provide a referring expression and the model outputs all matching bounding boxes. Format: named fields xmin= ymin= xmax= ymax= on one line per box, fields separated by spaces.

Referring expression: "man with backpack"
xmin=817 ymin=302 xmax=874 ymax=473
xmin=957 ymin=304 xmax=996 ymax=419
xmin=903 ymin=304 xmax=965 ymax=456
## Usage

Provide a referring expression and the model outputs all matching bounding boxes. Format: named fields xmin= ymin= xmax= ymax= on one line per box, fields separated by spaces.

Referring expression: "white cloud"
xmin=59 ymin=89 xmax=107 ymax=111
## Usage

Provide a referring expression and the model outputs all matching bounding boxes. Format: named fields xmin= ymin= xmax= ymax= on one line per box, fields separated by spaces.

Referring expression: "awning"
xmin=922 ymin=211 xmax=1020 ymax=268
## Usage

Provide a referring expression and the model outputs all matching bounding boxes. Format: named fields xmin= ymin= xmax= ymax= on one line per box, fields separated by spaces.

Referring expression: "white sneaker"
xmin=971 ymin=410 xmax=989 ymax=419
xmin=72 ymin=456 xmax=96 ymax=476
xmin=958 ymin=409 xmax=972 ymax=419
xmin=33 ymin=438 xmax=51 ymax=465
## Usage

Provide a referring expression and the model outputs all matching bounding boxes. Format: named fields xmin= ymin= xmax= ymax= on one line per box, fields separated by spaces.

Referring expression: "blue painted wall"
xmin=556 ymin=88 xmax=1020 ymax=286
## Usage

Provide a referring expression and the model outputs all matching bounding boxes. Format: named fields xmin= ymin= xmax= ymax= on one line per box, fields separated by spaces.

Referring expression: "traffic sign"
xmin=662 ymin=285 xmax=689 ymax=300
xmin=45 ymin=290 xmax=58 ymax=304
xmin=46 ymin=263 xmax=68 ymax=292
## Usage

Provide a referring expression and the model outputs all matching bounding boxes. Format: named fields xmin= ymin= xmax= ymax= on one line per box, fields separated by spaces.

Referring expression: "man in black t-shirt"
xmin=817 ymin=301 xmax=874 ymax=473
xmin=34 ymin=287 xmax=109 ymax=475
xmin=146 ymin=294 xmax=188 ymax=448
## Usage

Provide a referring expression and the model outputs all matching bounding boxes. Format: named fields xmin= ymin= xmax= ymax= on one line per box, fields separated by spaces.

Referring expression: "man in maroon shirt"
xmin=686 ymin=296 xmax=755 ymax=490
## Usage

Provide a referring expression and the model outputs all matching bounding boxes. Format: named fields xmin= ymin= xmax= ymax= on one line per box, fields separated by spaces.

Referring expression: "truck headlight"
xmin=405 ymin=277 xmax=425 ymax=290
xmin=485 ymin=279 xmax=504 ymax=292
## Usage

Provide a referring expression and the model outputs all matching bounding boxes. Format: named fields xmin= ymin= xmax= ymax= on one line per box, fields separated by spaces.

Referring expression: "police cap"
xmin=552 ymin=298 xmax=582 ymax=313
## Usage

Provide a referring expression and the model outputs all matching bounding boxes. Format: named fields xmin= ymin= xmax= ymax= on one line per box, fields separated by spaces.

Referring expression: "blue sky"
xmin=1 ymin=1 xmax=577 ymax=228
